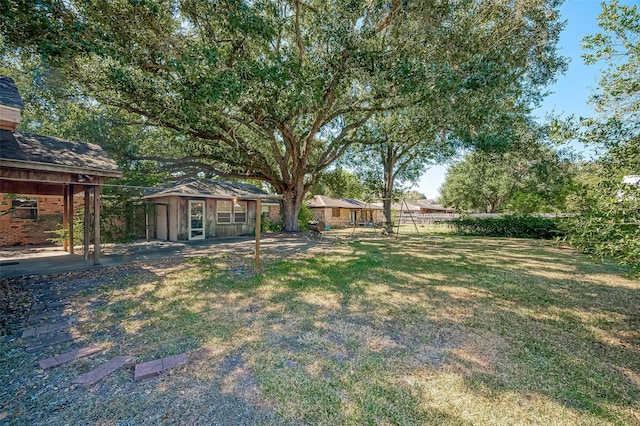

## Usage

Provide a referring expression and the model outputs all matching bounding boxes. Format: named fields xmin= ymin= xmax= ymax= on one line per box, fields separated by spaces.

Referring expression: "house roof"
xmin=0 ymin=130 xmax=122 ymax=177
xmin=0 ymin=76 xmax=24 ymax=110
xmin=308 ymin=195 xmax=368 ymax=209
xmin=144 ymin=178 xmax=279 ymax=201
xmin=413 ymin=199 xmax=455 ymax=212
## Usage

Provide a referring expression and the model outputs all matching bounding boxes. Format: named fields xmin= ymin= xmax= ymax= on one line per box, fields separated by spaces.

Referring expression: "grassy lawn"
xmin=2 ymin=234 xmax=639 ymax=424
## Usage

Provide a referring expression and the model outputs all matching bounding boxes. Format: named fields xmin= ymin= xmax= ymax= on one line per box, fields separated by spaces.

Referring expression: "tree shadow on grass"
xmin=9 ymin=236 xmax=636 ymax=424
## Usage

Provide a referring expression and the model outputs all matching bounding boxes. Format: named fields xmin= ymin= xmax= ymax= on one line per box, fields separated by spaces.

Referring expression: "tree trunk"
xmin=382 ymin=145 xmax=396 ymax=233
xmin=280 ymin=177 xmax=306 ymax=232
xmin=282 ymin=192 xmax=300 ymax=231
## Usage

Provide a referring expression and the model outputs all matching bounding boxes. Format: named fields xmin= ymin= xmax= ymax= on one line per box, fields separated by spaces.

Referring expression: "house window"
xmin=11 ymin=198 xmax=38 ymax=220
xmin=332 ymin=208 xmax=340 ymax=217
xmin=234 ymin=201 xmax=247 ymax=223
xmin=217 ymin=200 xmax=232 ymax=223
xmin=217 ymin=200 xmax=248 ymax=223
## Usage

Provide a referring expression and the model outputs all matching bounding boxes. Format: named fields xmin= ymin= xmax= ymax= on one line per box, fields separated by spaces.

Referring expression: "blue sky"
xmin=415 ymin=0 xmax=635 ymax=200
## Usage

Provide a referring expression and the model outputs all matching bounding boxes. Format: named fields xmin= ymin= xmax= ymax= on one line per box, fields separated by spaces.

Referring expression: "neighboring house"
xmin=0 ymin=76 xmax=122 ymax=259
xmin=413 ymin=199 xmax=456 ymax=214
xmin=308 ymin=195 xmax=384 ymax=227
xmin=143 ymin=178 xmax=279 ymax=241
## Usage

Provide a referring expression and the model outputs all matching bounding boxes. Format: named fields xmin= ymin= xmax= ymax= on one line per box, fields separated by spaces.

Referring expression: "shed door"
xmin=189 ymin=200 xmax=205 ymax=240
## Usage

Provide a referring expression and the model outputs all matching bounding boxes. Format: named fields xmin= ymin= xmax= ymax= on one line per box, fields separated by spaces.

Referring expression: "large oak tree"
xmin=1 ymin=0 xmax=566 ymax=230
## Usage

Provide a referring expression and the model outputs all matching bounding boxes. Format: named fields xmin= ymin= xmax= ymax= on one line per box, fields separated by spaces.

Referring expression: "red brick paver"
xmin=72 ymin=356 xmax=134 ymax=386
xmin=38 ymin=345 xmax=102 ymax=369
xmin=134 ymin=353 xmax=188 ymax=381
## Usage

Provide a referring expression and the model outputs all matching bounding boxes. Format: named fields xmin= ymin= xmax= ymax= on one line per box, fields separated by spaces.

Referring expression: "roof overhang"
xmin=144 ymin=191 xmax=283 ymax=201
xmin=0 ymin=158 xmax=123 ymax=179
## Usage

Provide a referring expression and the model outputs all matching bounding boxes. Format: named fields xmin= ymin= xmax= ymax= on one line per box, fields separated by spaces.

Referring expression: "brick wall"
xmin=0 ymin=194 xmax=83 ymax=247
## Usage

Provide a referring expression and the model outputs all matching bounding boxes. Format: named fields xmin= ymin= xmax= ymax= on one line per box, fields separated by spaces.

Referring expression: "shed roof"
xmin=144 ymin=178 xmax=279 ymax=201
xmin=0 ymin=76 xmax=24 ymax=110
xmin=0 ymin=130 xmax=122 ymax=177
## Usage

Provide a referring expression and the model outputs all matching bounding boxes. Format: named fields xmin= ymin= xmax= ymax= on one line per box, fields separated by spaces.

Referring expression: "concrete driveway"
xmin=0 ymin=234 xmax=331 ymax=278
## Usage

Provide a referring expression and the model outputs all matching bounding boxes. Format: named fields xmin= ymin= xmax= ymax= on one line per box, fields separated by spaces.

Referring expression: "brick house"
xmin=308 ymin=195 xmax=385 ymax=228
xmin=0 ymin=75 xmax=122 ymax=261
xmin=0 ymin=194 xmax=85 ymax=246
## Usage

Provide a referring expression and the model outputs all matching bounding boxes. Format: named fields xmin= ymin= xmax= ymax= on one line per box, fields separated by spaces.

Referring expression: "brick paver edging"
xmin=134 ymin=353 xmax=188 ymax=381
xmin=39 ymin=344 xmax=102 ymax=369
xmin=72 ymin=356 xmax=135 ymax=386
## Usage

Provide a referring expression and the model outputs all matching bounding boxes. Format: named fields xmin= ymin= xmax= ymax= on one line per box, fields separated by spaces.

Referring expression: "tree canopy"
xmin=1 ymin=0 xmax=567 ymax=230
xmin=440 ymin=127 xmax=576 ymax=214
xmin=562 ymin=0 xmax=640 ymax=273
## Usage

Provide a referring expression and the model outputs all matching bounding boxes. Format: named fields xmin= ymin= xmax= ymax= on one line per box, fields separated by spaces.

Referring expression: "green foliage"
xmin=440 ymin=130 xmax=577 ymax=214
xmin=261 ymin=212 xmax=282 ymax=233
xmin=561 ymin=181 xmax=640 ymax=275
xmin=309 ymin=169 xmax=366 ymax=200
xmin=449 ymin=216 xmax=563 ymax=239
xmin=46 ymin=208 xmax=85 ymax=246
xmin=297 ymin=204 xmax=314 ymax=232
xmin=557 ymin=1 xmax=640 ymax=273
xmin=403 ymin=190 xmax=427 ymax=201
xmin=1 ymin=0 xmax=567 ymax=231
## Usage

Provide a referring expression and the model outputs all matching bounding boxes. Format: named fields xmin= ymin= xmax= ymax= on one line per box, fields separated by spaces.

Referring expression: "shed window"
xmin=217 ymin=200 xmax=232 ymax=223
xmin=11 ymin=198 xmax=38 ymax=220
xmin=331 ymin=208 xmax=340 ymax=217
xmin=234 ymin=201 xmax=247 ymax=223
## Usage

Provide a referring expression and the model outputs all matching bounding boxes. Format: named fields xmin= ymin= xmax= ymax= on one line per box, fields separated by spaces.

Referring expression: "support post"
xmin=63 ymin=185 xmax=69 ymax=251
xmin=68 ymin=184 xmax=74 ymax=254
xmin=254 ymin=198 xmax=261 ymax=273
xmin=93 ymin=185 xmax=101 ymax=265
xmin=84 ymin=186 xmax=90 ymax=261
xmin=145 ymin=204 xmax=150 ymax=242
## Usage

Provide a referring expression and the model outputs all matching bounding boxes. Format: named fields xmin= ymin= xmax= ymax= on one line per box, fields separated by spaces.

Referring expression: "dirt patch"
xmin=0 ymin=277 xmax=33 ymax=337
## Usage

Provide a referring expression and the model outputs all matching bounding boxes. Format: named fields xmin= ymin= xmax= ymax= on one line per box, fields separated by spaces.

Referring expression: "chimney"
xmin=0 ymin=76 xmax=24 ymax=132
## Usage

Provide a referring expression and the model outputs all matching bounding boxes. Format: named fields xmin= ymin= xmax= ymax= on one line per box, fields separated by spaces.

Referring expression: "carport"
xmin=0 ymin=76 xmax=122 ymax=264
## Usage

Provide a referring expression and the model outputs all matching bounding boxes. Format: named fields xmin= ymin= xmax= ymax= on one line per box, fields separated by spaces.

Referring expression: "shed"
xmin=0 ymin=76 xmax=122 ymax=261
xmin=144 ymin=178 xmax=277 ymax=241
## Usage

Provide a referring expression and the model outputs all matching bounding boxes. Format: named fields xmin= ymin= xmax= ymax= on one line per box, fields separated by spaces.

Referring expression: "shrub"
xmin=559 ymin=185 xmax=639 ymax=275
xmin=297 ymin=204 xmax=314 ymax=231
xmin=449 ymin=215 xmax=563 ymax=239
xmin=261 ymin=213 xmax=282 ymax=232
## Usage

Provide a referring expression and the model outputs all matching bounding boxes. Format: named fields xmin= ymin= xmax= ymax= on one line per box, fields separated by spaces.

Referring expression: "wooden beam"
xmin=68 ymin=183 xmax=74 ymax=254
xmin=84 ymin=186 xmax=90 ymax=261
xmin=63 ymin=185 xmax=69 ymax=251
xmin=254 ymin=199 xmax=261 ymax=273
xmin=93 ymin=185 xmax=101 ymax=265
xmin=145 ymin=205 xmax=150 ymax=242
